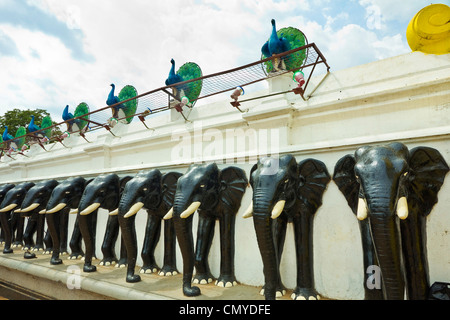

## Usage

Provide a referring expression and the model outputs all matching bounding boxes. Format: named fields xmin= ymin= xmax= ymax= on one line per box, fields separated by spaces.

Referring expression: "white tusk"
xmin=69 ymin=209 xmax=78 ymax=214
xmin=124 ymin=202 xmax=144 ymax=218
xmin=163 ymin=207 xmax=174 ymax=220
xmin=180 ymin=201 xmax=201 ymax=219
xmin=357 ymin=198 xmax=368 ymax=221
xmin=39 ymin=209 xmax=46 ymax=214
xmin=46 ymin=203 xmax=66 ymax=214
xmin=396 ymin=197 xmax=408 ymax=220
xmin=109 ymin=208 xmax=118 ymax=216
xmin=0 ymin=204 xmax=18 ymax=213
xmin=271 ymin=200 xmax=286 ymax=219
xmin=20 ymin=203 xmax=40 ymax=213
xmin=14 ymin=208 xmax=21 ymax=213
xmin=242 ymin=201 xmax=253 ymax=219
xmin=79 ymin=203 xmax=101 ymax=216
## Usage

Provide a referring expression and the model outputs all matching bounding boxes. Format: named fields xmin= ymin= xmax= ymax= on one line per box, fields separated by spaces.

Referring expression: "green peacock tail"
xmin=15 ymin=126 xmax=26 ymax=149
xmin=74 ymin=102 xmax=90 ymax=131
xmin=176 ymin=62 xmax=203 ymax=107
xmin=262 ymin=26 xmax=307 ymax=73
xmin=41 ymin=116 xmax=53 ymax=138
xmin=118 ymin=85 xmax=138 ymax=123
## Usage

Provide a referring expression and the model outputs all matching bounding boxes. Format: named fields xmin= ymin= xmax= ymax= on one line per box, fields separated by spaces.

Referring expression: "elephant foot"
xmin=158 ymin=265 xmax=179 ymax=276
xmin=68 ymin=252 xmax=84 ymax=260
xmin=50 ymin=257 xmax=63 ymax=265
xmin=140 ymin=263 xmax=159 ymax=274
xmin=12 ymin=242 xmax=23 ymax=249
xmin=24 ymin=251 xmax=36 ymax=259
xmin=291 ymin=287 xmax=321 ymax=300
xmin=215 ymin=274 xmax=238 ymax=288
xmin=43 ymin=249 xmax=52 ymax=255
xmin=32 ymin=246 xmax=44 ymax=252
xmin=126 ymin=273 xmax=141 ymax=283
xmin=83 ymin=263 xmax=97 ymax=273
xmin=3 ymin=247 xmax=13 ymax=254
xmin=183 ymin=284 xmax=201 ymax=297
xmin=193 ymin=273 xmax=214 ymax=285
xmin=260 ymin=285 xmax=286 ymax=298
xmin=99 ymin=257 xmax=117 ymax=266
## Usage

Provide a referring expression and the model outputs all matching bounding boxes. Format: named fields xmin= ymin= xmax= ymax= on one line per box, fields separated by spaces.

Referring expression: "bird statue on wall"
xmin=27 ymin=115 xmax=52 ymax=141
xmin=106 ymin=84 xmax=138 ymax=127
xmin=2 ymin=125 xmax=27 ymax=156
xmin=165 ymin=59 xmax=203 ymax=108
xmin=62 ymin=103 xmax=90 ymax=134
xmin=261 ymin=19 xmax=307 ymax=73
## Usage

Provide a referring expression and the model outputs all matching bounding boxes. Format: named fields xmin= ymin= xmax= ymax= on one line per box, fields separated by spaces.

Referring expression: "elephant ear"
xmin=119 ymin=176 xmax=133 ymax=197
xmin=219 ymin=166 xmax=248 ymax=212
xmin=161 ymin=172 xmax=182 ymax=210
xmin=297 ymin=159 xmax=331 ymax=214
xmin=408 ymin=147 xmax=449 ymax=216
xmin=333 ymin=155 xmax=359 ymax=215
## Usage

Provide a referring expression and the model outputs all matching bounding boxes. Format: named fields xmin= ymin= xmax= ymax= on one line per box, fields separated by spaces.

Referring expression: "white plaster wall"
xmin=0 ymin=51 xmax=449 ymax=300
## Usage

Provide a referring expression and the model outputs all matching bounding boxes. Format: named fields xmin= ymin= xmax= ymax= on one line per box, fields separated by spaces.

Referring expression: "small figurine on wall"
xmin=106 ymin=84 xmax=138 ymax=127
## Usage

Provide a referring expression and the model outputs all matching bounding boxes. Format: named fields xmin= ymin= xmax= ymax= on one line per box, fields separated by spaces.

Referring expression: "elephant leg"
xmin=216 ymin=213 xmax=237 ymax=287
xmin=118 ymin=214 xmax=141 ymax=283
xmin=160 ymin=219 xmax=179 ymax=276
xmin=0 ymin=212 xmax=13 ymax=253
xmin=359 ymin=219 xmax=383 ymax=300
xmin=193 ymin=214 xmax=215 ymax=285
xmin=69 ymin=219 xmax=84 ymax=259
xmin=291 ymin=212 xmax=319 ymax=300
xmin=140 ymin=214 xmax=161 ymax=274
xmin=174 ymin=215 xmax=200 ymax=297
xmin=34 ymin=214 xmax=46 ymax=251
xmin=100 ymin=215 xmax=119 ymax=266
xmin=59 ymin=209 xmax=69 ymax=254
xmin=46 ymin=213 xmax=62 ymax=265
xmin=401 ymin=214 xmax=429 ymax=300
xmin=78 ymin=211 xmax=98 ymax=272
xmin=12 ymin=213 xmax=24 ymax=248
xmin=23 ymin=218 xmax=36 ymax=250
xmin=117 ymin=236 xmax=128 ymax=267
xmin=43 ymin=229 xmax=52 ymax=253
xmin=268 ymin=213 xmax=287 ymax=296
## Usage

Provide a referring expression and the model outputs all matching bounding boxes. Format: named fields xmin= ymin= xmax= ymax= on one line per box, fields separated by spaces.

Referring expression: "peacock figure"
xmin=165 ymin=59 xmax=203 ymax=108
xmin=62 ymin=103 xmax=90 ymax=134
xmin=106 ymin=84 xmax=138 ymax=126
xmin=261 ymin=19 xmax=307 ymax=73
xmin=27 ymin=115 xmax=53 ymax=142
xmin=2 ymin=125 xmax=27 ymax=155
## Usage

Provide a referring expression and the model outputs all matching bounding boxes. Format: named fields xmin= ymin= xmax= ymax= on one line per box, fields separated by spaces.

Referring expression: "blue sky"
xmin=0 ymin=0 xmax=436 ymax=122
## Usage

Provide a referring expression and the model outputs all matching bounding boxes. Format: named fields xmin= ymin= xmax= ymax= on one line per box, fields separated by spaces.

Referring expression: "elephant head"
xmin=18 ymin=179 xmax=59 ymax=251
xmin=77 ymin=173 xmax=123 ymax=272
xmin=333 ymin=142 xmax=449 ymax=300
xmin=118 ymin=169 xmax=181 ymax=282
xmin=245 ymin=154 xmax=330 ymax=300
xmin=45 ymin=176 xmax=87 ymax=264
xmin=164 ymin=163 xmax=248 ymax=297
xmin=0 ymin=183 xmax=15 ymax=243
xmin=0 ymin=182 xmax=35 ymax=253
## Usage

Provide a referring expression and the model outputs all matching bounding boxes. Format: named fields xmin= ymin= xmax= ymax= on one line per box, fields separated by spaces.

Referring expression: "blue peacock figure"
xmin=261 ymin=19 xmax=307 ymax=73
xmin=2 ymin=125 xmax=27 ymax=155
xmin=62 ymin=103 xmax=90 ymax=134
xmin=165 ymin=59 xmax=203 ymax=108
xmin=28 ymin=115 xmax=53 ymax=141
xmin=106 ymin=84 xmax=138 ymax=126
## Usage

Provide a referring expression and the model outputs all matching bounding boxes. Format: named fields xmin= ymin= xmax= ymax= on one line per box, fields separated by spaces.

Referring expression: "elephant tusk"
xmin=69 ymin=209 xmax=78 ymax=214
xmin=242 ymin=201 xmax=253 ymax=219
xmin=20 ymin=203 xmax=40 ymax=213
xmin=14 ymin=208 xmax=21 ymax=213
xmin=124 ymin=202 xmax=144 ymax=218
xmin=39 ymin=209 xmax=46 ymax=214
xmin=357 ymin=198 xmax=368 ymax=221
xmin=80 ymin=203 xmax=101 ymax=216
xmin=0 ymin=204 xmax=17 ymax=213
xmin=46 ymin=203 xmax=66 ymax=214
xmin=180 ymin=201 xmax=201 ymax=219
xmin=109 ymin=208 xmax=119 ymax=216
xmin=396 ymin=197 xmax=408 ymax=220
xmin=271 ymin=200 xmax=285 ymax=219
xmin=163 ymin=207 xmax=174 ymax=220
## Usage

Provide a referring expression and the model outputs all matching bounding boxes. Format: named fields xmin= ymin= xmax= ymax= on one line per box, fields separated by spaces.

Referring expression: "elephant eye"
xmin=284 ymin=179 xmax=289 ymax=184
xmin=403 ymin=172 xmax=408 ymax=177
xmin=200 ymin=184 xmax=205 ymax=188
xmin=142 ymin=188 xmax=148 ymax=192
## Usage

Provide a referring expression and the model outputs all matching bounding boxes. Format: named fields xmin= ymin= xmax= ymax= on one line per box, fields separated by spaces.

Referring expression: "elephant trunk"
xmin=252 ymin=191 xmax=278 ymax=300
xmin=78 ymin=196 xmax=98 ymax=272
xmin=172 ymin=195 xmax=200 ymax=297
xmin=367 ymin=196 xmax=405 ymax=300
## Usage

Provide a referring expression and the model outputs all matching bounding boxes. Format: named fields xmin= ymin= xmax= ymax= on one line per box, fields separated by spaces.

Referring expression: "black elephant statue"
xmin=0 ymin=184 xmax=16 ymax=244
xmin=18 ymin=179 xmax=59 ymax=252
xmin=0 ymin=182 xmax=35 ymax=253
xmin=118 ymin=169 xmax=181 ymax=283
xmin=333 ymin=142 xmax=449 ymax=300
xmin=244 ymin=155 xmax=330 ymax=300
xmin=77 ymin=173 xmax=131 ymax=273
xmin=164 ymin=163 xmax=248 ymax=297
xmin=45 ymin=176 xmax=87 ymax=265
